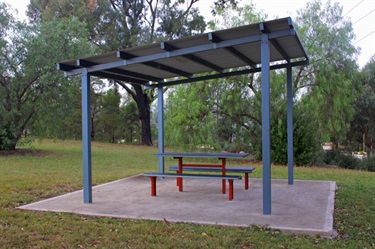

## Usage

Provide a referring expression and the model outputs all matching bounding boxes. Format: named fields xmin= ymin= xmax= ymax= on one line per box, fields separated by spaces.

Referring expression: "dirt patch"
xmin=0 ymin=149 xmax=49 ymax=157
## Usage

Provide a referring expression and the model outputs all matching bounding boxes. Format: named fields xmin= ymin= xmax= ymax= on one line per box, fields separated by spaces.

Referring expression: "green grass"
xmin=0 ymin=140 xmax=374 ymax=248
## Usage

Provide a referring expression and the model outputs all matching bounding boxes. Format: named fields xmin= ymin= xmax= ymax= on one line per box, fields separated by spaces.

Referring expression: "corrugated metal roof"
xmin=57 ymin=17 xmax=309 ymax=87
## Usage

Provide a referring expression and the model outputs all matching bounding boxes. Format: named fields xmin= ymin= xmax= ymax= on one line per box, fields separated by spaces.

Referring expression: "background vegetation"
xmin=0 ymin=0 xmax=374 ymax=166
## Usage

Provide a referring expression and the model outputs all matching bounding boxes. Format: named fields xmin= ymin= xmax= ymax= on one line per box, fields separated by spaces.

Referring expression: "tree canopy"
xmin=0 ymin=3 xmax=94 ymax=149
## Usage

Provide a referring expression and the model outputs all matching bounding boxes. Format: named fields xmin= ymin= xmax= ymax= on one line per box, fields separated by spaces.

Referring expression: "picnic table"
xmin=145 ymin=152 xmax=251 ymax=201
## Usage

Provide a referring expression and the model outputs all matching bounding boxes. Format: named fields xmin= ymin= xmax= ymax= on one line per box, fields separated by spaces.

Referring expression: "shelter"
xmin=57 ymin=17 xmax=309 ymax=215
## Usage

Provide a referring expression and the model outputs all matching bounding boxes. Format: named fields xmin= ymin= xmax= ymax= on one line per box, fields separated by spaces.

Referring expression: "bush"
xmin=315 ymin=149 xmax=375 ymax=171
xmin=271 ymin=106 xmax=320 ymax=166
xmin=360 ymin=156 xmax=375 ymax=172
xmin=317 ymin=149 xmax=345 ymax=165
xmin=338 ymin=154 xmax=359 ymax=169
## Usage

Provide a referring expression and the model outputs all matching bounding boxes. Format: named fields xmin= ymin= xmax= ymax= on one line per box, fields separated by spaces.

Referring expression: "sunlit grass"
xmin=0 ymin=140 xmax=373 ymax=248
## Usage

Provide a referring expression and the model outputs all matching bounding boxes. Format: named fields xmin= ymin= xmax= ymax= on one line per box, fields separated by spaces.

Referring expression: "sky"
xmin=2 ymin=0 xmax=375 ymax=68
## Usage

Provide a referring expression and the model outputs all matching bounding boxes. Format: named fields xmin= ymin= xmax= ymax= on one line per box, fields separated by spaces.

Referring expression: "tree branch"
xmin=19 ymin=75 xmax=40 ymax=101
xmin=115 ymin=80 xmax=136 ymax=99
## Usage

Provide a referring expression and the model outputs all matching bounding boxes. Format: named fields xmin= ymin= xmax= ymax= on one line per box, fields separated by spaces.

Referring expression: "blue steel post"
xmin=287 ymin=66 xmax=294 ymax=185
xmin=82 ymin=69 xmax=92 ymax=203
xmin=261 ymin=33 xmax=271 ymax=215
xmin=158 ymin=86 xmax=165 ymax=173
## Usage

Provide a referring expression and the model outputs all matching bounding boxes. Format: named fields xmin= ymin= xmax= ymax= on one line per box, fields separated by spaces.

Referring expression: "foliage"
xmin=26 ymin=0 xmax=212 ymax=146
xmin=360 ymin=156 xmax=375 ymax=172
xmin=0 ymin=4 xmax=94 ymax=150
xmin=96 ymin=88 xmax=122 ymax=143
xmin=315 ymin=149 xmax=375 ymax=172
xmin=347 ymin=55 xmax=375 ymax=153
xmin=164 ymin=4 xmax=266 ymax=152
xmin=271 ymin=105 xmax=320 ymax=166
xmin=0 ymin=140 xmax=374 ymax=247
xmin=165 ymin=82 xmax=216 ymax=150
xmin=120 ymin=100 xmax=141 ymax=144
xmin=295 ymin=0 xmax=360 ymax=147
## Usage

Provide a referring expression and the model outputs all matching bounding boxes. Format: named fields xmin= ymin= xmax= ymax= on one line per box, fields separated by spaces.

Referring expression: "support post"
xmin=261 ymin=34 xmax=271 ymax=215
xmin=287 ymin=66 xmax=294 ymax=185
xmin=82 ymin=69 xmax=92 ymax=203
xmin=157 ymin=86 xmax=165 ymax=173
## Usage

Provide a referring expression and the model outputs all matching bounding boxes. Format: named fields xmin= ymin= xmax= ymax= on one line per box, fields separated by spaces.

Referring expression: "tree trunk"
xmin=134 ymin=87 xmax=153 ymax=146
xmin=117 ymin=83 xmax=154 ymax=146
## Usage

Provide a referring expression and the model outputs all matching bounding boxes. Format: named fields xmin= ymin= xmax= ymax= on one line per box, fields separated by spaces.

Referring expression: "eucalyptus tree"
xmin=0 ymin=3 xmax=94 ymax=150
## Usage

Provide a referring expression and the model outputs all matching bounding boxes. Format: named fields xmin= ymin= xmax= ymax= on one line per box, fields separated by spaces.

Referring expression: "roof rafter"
xmin=151 ymin=60 xmax=308 ymax=88
xmin=117 ymin=51 xmax=193 ymax=78
xmin=259 ymin=23 xmax=291 ymax=62
xmin=161 ymin=42 xmax=224 ymax=73
xmin=208 ymin=33 xmax=258 ymax=68
xmin=77 ymin=59 xmax=163 ymax=83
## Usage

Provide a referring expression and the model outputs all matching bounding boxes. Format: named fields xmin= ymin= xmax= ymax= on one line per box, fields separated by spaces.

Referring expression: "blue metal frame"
xmin=261 ymin=34 xmax=271 ymax=215
xmin=82 ymin=69 xmax=92 ymax=203
xmin=287 ymin=66 xmax=294 ymax=185
xmin=157 ymin=87 xmax=165 ymax=173
xmin=57 ymin=18 xmax=310 ymax=214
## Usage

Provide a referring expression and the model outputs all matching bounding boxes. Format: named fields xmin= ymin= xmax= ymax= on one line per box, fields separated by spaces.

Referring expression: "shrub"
xmin=338 ymin=154 xmax=359 ymax=169
xmin=271 ymin=106 xmax=320 ymax=166
xmin=317 ymin=149 xmax=345 ymax=165
xmin=360 ymin=156 xmax=375 ymax=172
xmin=315 ymin=149 xmax=375 ymax=172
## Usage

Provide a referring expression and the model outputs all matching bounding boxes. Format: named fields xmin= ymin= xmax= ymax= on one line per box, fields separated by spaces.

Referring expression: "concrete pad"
xmin=18 ymin=175 xmax=336 ymax=237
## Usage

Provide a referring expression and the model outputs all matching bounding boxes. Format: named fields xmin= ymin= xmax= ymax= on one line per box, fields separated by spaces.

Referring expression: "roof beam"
xmin=56 ymin=63 xmax=78 ymax=71
xmin=152 ymin=60 xmax=308 ymax=88
xmin=161 ymin=42 xmax=224 ymax=73
xmin=58 ymin=60 xmax=147 ymax=84
xmin=208 ymin=33 xmax=258 ymax=68
xmin=117 ymin=51 xmax=193 ymax=78
xmin=287 ymin=17 xmax=310 ymax=61
xmin=77 ymin=59 xmax=163 ymax=82
xmin=90 ymin=71 xmax=148 ymax=85
xmin=260 ymin=23 xmax=291 ymax=62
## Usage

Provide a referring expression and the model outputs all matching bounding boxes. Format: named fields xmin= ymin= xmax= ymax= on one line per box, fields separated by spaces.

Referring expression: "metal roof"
xmin=57 ymin=17 xmax=309 ymax=87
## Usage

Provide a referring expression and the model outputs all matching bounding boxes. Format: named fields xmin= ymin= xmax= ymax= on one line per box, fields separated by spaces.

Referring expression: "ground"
xmin=0 ymin=148 xmax=48 ymax=157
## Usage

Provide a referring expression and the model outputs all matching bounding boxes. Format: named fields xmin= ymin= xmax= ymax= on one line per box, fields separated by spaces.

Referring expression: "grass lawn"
xmin=0 ymin=140 xmax=374 ymax=248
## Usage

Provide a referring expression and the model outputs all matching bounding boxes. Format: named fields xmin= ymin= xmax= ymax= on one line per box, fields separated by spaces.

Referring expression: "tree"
xmin=0 ymin=3 xmax=94 ymax=150
xmin=120 ymin=100 xmax=141 ymax=143
xmin=27 ymin=0 xmax=210 ymax=146
xmin=97 ymin=88 xmax=122 ymax=143
xmin=164 ymin=4 xmax=266 ymax=152
xmin=294 ymin=0 xmax=359 ymax=147
xmin=348 ymin=55 xmax=375 ymax=152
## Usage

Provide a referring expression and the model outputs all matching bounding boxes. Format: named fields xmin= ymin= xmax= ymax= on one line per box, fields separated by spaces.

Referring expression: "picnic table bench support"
xmin=144 ymin=173 xmax=241 ymax=201
xmin=221 ymin=158 xmax=226 ymax=194
xmin=168 ymin=166 xmax=254 ymax=190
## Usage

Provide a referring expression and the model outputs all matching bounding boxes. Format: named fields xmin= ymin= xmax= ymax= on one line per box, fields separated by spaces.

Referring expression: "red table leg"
xmin=150 ymin=176 xmax=157 ymax=196
xmin=245 ymin=173 xmax=249 ymax=190
xmin=228 ymin=179 xmax=234 ymax=201
xmin=178 ymin=157 xmax=183 ymax=191
xmin=221 ymin=158 xmax=226 ymax=194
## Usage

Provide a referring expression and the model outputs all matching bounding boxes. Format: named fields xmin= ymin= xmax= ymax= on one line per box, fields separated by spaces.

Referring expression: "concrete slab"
xmin=18 ymin=175 xmax=336 ymax=237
